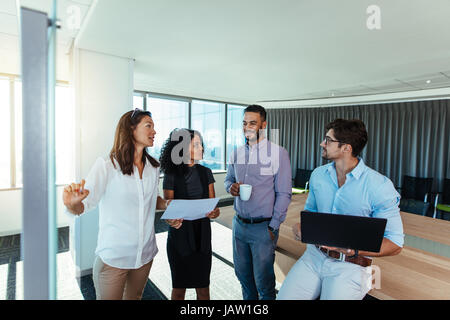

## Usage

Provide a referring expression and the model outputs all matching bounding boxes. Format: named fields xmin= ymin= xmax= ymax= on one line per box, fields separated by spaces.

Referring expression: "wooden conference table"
xmin=219 ymin=193 xmax=450 ymax=300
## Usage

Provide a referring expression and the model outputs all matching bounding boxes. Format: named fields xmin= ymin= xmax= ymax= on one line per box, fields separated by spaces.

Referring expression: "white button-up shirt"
xmin=77 ymin=156 xmax=160 ymax=269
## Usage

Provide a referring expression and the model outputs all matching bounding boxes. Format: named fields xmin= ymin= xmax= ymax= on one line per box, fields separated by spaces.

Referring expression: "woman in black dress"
xmin=159 ymin=128 xmax=220 ymax=300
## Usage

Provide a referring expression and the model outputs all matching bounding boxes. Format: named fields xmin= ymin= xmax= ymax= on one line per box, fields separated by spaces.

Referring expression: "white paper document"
xmin=160 ymin=198 xmax=220 ymax=221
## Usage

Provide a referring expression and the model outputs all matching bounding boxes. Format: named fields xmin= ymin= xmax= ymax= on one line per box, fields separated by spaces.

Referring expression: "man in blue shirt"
xmin=277 ymin=118 xmax=404 ymax=300
xmin=225 ymin=105 xmax=292 ymax=300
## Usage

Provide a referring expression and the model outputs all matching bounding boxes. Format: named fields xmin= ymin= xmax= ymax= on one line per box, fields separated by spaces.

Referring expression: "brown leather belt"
xmin=316 ymin=246 xmax=372 ymax=267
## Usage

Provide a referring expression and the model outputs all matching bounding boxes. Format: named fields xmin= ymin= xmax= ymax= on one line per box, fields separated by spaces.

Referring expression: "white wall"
xmin=0 ymin=33 xmax=71 ymax=80
xmin=0 ymin=190 xmax=22 ymax=236
xmin=0 ymin=187 xmax=74 ymax=237
xmin=0 ymin=34 xmax=20 ymax=75
xmin=70 ymin=48 xmax=134 ymax=276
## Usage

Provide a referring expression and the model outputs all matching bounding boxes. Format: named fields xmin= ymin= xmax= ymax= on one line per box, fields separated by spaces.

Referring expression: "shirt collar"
xmin=327 ymin=157 xmax=366 ymax=180
xmin=350 ymin=157 xmax=366 ymax=179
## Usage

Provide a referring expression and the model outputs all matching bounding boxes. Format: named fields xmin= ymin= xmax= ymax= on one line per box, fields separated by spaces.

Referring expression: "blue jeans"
xmin=232 ymin=215 xmax=279 ymax=300
xmin=277 ymin=244 xmax=372 ymax=300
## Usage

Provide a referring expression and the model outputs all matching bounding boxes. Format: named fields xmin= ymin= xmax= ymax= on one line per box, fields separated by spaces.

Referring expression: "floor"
xmin=0 ymin=211 xmax=376 ymax=300
xmin=0 ymin=211 xmax=273 ymax=300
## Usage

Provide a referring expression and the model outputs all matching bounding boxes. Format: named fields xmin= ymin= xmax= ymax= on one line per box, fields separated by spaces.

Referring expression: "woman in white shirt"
xmin=63 ymin=108 xmax=169 ymax=300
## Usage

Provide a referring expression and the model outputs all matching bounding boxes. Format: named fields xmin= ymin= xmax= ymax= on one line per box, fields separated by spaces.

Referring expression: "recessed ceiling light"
xmin=426 ymin=80 xmax=431 ymax=84
xmin=331 ymin=92 xmax=335 ymax=97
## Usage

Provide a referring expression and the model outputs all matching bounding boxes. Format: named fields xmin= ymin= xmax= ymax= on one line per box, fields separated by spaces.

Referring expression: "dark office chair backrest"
xmin=401 ymin=175 xmax=433 ymax=202
xmin=294 ymin=169 xmax=313 ymax=189
xmin=399 ymin=198 xmax=430 ymax=216
xmin=442 ymin=178 xmax=450 ymax=204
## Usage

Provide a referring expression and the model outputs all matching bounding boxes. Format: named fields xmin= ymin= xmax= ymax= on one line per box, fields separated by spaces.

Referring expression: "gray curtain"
xmin=267 ymin=99 xmax=450 ymax=192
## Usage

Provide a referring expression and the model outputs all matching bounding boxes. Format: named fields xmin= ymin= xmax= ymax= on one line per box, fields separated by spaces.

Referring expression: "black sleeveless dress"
xmin=163 ymin=164 xmax=215 ymax=288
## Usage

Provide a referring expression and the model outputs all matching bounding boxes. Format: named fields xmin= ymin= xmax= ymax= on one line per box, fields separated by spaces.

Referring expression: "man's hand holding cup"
xmin=230 ymin=182 xmax=242 ymax=197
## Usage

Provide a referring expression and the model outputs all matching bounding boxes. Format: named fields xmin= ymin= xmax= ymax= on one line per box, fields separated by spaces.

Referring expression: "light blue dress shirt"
xmin=304 ymin=158 xmax=404 ymax=248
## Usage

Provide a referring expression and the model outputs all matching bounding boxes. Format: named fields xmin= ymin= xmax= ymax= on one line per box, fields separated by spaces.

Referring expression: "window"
xmin=0 ymin=75 xmax=75 ymax=189
xmin=0 ymin=78 xmax=11 ymax=188
xmin=191 ymin=100 xmax=226 ymax=170
xmin=133 ymin=93 xmax=144 ymax=109
xmin=14 ymin=81 xmax=22 ymax=187
xmin=146 ymin=96 xmax=189 ymax=161
xmin=54 ymin=85 xmax=75 ymax=185
xmin=226 ymin=104 xmax=246 ymax=166
xmin=135 ymin=91 xmax=247 ymax=171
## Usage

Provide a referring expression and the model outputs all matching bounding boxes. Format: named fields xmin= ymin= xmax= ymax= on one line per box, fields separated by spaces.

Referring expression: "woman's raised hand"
xmin=63 ymin=179 xmax=89 ymax=214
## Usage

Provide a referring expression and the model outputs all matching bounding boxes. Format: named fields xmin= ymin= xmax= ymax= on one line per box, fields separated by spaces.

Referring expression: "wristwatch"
xmin=268 ymin=226 xmax=278 ymax=233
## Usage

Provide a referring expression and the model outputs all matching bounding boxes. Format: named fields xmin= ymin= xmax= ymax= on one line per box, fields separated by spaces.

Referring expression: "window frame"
xmin=0 ymin=72 xmax=72 ymax=191
xmin=0 ymin=73 xmax=19 ymax=191
xmin=137 ymin=90 xmax=246 ymax=173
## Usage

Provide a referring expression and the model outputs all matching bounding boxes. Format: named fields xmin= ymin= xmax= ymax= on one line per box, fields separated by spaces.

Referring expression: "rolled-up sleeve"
xmin=82 ymin=157 xmax=109 ymax=214
xmin=371 ymin=179 xmax=404 ymax=248
xmin=304 ymin=171 xmax=318 ymax=213
xmin=270 ymin=149 xmax=292 ymax=230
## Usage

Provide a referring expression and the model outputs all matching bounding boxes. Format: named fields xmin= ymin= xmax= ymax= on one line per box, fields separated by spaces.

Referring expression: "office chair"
xmin=293 ymin=169 xmax=313 ymax=194
xmin=399 ymin=175 xmax=433 ymax=202
xmin=399 ymin=198 xmax=430 ymax=216
xmin=433 ymin=178 xmax=450 ymax=220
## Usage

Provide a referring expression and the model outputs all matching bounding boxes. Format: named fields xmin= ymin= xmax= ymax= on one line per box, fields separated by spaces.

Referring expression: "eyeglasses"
xmin=324 ymin=136 xmax=342 ymax=145
xmin=131 ymin=108 xmax=152 ymax=120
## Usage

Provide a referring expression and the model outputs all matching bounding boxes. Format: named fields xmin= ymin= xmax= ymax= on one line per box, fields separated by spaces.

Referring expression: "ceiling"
xmin=0 ymin=0 xmax=93 ymax=56
xmin=2 ymin=0 xmax=450 ymax=103
xmin=75 ymin=0 xmax=450 ymax=103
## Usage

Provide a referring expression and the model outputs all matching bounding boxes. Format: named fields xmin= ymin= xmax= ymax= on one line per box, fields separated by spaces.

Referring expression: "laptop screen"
xmin=300 ymin=211 xmax=387 ymax=252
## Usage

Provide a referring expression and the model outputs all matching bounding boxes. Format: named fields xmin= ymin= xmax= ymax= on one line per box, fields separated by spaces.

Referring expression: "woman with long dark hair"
xmin=160 ymin=128 xmax=220 ymax=300
xmin=63 ymin=108 xmax=169 ymax=300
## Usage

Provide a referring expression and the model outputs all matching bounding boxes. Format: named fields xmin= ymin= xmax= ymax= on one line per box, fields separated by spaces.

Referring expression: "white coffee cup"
xmin=239 ymin=184 xmax=252 ymax=201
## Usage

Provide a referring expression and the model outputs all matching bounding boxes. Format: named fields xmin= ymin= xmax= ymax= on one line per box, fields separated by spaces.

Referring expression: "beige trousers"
xmin=92 ymin=256 xmax=153 ymax=300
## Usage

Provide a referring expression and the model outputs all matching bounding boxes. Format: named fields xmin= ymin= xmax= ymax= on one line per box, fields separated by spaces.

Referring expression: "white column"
xmin=71 ymin=48 xmax=134 ymax=277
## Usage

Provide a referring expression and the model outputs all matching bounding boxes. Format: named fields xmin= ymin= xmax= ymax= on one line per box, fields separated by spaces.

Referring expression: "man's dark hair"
xmin=244 ymin=104 xmax=266 ymax=122
xmin=325 ymin=119 xmax=368 ymax=157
